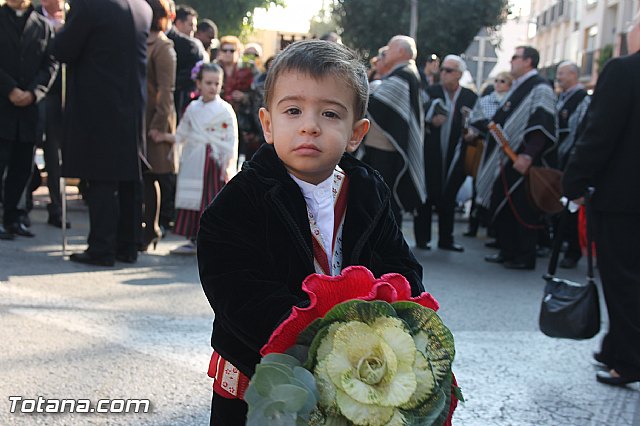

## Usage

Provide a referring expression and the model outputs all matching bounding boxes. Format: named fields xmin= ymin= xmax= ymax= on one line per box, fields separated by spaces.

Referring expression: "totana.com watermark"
xmin=8 ymin=396 xmax=151 ymax=414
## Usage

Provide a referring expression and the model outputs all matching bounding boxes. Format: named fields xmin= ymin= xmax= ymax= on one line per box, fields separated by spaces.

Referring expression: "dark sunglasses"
xmin=440 ymin=67 xmax=458 ymax=73
xmin=511 ymin=54 xmax=524 ymax=60
xmin=495 ymin=79 xmax=507 ymax=83
xmin=221 ymin=48 xmax=236 ymax=53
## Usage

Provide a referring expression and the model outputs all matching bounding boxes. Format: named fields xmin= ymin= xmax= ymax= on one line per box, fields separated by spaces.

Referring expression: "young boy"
xmin=197 ymin=39 xmax=425 ymax=425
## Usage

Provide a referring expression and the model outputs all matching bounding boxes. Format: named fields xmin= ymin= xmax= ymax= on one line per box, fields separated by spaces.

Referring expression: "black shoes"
xmin=536 ymin=246 xmax=552 ymax=258
xmin=415 ymin=242 xmax=431 ymax=250
xmin=48 ymin=215 xmax=71 ymax=229
xmin=503 ymin=260 xmax=535 ymax=270
xmin=593 ymin=352 xmax=610 ymax=369
xmin=115 ymin=252 xmax=138 ymax=263
xmin=6 ymin=222 xmax=35 ymax=237
xmin=596 ymin=370 xmax=640 ymax=387
xmin=0 ymin=224 xmax=15 ymax=240
xmin=485 ymin=240 xmax=499 ymax=249
xmin=485 ymin=253 xmax=534 ymax=269
xmin=69 ymin=252 xmax=115 ymax=267
xmin=485 ymin=253 xmax=505 ymax=263
xmin=438 ymin=242 xmax=464 ymax=252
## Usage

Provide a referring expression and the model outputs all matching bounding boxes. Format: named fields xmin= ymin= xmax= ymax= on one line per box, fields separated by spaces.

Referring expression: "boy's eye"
xmin=285 ymin=107 xmax=301 ymax=115
xmin=323 ymin=111 xmax=340 ymax=119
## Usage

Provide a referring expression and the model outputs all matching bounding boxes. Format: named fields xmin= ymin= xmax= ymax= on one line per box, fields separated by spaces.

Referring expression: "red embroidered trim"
xmin=208 ymin=352 xmax=250 ymax=400
xmin=311 ymin=174 xmax=349 ymax=275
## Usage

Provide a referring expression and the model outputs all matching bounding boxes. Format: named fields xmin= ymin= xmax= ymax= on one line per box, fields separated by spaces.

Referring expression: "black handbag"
xmin=539 ymin=194 xmax=600 ymax=339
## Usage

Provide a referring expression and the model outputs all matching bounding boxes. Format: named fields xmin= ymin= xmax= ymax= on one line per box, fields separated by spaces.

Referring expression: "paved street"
xmin=1 ymin=191 xmax=639 ymax=425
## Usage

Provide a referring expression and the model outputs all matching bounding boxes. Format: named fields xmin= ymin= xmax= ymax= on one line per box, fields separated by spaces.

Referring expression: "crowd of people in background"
xmin=1 ymin=0 xmax=639 ymax=388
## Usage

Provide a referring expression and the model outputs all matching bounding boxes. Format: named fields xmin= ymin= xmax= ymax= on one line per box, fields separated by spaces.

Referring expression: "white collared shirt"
xmin=511 ymin=69 xmax=538 ymax=92
xmin=289 ymin=173 xmax=334 ymax=259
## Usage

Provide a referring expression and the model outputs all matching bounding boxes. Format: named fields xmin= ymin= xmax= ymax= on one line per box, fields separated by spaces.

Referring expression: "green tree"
xmin=330 ymin=0 xmax=508 ymax=63
xmin=187 ymin=0 xmax=285 ymax=37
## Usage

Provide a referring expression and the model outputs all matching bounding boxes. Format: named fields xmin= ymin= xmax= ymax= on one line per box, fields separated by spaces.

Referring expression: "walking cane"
xmin=60 ymin=0 xmax=69 ymax=256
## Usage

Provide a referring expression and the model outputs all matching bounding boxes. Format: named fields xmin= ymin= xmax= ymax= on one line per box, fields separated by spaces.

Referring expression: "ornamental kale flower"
xmin=298 ymin=300 xmax=455 ymax=425
xmin=248 ymin=266 xmax=459 ymax=426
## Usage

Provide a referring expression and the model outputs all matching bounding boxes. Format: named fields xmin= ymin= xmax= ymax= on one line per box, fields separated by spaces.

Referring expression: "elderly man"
xmin=554 ymin=60 xmax=590 ymax=269
xmin=0 ymin=0 xmax=57 ymax=239
xmin=563 ymin=12 xmax=640 ymax=387
xmin=556 ymin=61 xmax=590 ymax=170
xmin=414 ymin=55 xmax=477 ymax=252
xmin=476 ymin=46 xmax=557 ymax=270
xmin=362 ymin=35 xmax=426 ymax=225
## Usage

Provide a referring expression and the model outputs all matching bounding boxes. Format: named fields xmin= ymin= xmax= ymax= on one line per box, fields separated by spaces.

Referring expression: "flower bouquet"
xmin=245 ymin=266 xmax=460 ymax=426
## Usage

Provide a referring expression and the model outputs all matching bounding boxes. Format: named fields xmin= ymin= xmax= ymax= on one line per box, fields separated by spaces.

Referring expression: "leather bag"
xmin=539 ymin=196 xmax=600 ymax=340
xmin=464 ymin=138 xmax=485 ymax=178
xmin=488 ymin=122 xmax=564 ymax=214
xmin=527 ymin=166 xmax=564 ymax=214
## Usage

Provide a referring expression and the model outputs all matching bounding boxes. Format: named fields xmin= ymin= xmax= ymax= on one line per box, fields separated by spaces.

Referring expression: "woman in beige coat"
xmin=142 ymin=0 xmax=177 ymax=250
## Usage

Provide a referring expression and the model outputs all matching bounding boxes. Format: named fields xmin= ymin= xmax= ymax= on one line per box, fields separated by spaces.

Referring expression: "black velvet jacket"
xmin=197 ymin=144 xmax=424 ymax=376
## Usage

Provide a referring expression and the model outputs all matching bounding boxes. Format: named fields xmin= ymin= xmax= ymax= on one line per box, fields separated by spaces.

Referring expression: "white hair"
xmin=443 ymin=54 xmax=467 ymax=73
xmin=390 ymin=35 xmax=417 ymax=60
xmin=557 ymin=61 xmax=579 ymax=75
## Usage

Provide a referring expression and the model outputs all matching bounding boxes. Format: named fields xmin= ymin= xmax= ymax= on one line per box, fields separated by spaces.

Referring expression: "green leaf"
xmin=402 ymin=373 xmax=452 ymax=426
xmin=324 ymin=300 xmax=398 ymax=325
xmin=399 ymin=351 xmax=435 ymax=410
xmin=262 ymin=353 xmax=302 ymax=369
xmin=452 ymin=383 xmax=465 ymax=403
xmin=270 ymin=383 xmax=310 ymax=412
xmin=393 ymin=302 xmax=455 ymax=386
xmin=294 ymin=366 xmax=320 ymax=400
xmin=253 ymin=364 xmax=294 ymax=396
xmin=303 ymin=323 xmax=333 ymax=370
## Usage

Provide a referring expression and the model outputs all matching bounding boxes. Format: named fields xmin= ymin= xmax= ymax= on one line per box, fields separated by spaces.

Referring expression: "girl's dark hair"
xmin=196 ymin=62 xmax=223 ymax=81
xmin=146 ymin=0 xmax=171 ymax=32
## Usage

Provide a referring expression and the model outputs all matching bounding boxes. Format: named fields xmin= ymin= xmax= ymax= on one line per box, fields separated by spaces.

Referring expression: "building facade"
xmin=529 ymin=0 xmax=638 ymax=85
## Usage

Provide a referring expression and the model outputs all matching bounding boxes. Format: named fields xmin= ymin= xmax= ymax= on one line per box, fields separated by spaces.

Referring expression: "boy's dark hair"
xmin=196 ymin=62 xmax=223 ymax=81
xmin=516 ymin=45 xmax=540 ymax=69
xmin=264 ymin=40 xmax=369 ymax=120
xmin=175 ymin=4 xmax=197 ymax=22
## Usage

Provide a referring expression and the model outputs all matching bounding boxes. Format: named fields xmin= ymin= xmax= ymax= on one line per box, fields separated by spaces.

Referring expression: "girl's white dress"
xmin=174 ymin=96 xmax=238 ymax=211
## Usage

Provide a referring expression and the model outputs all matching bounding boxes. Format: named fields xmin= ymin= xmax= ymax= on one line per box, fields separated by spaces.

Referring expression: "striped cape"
xmin=367 ymin=62 xmax=426 ymax=212
xmin=557 ymin=90 xmax=590 ymax=169
xmin=475 ymin=74 xmax=557 ymax=212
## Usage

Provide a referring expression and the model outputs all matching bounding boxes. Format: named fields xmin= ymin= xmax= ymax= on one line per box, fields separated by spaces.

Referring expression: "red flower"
xmin=261 ymin=265 xmax=439 ymax=356
xmin=222 ymin=122 xmax=229 ymax=129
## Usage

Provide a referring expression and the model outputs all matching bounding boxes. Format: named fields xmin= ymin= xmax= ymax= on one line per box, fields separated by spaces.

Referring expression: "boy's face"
xmin=259 ymin=71 xmax=369 ymax=185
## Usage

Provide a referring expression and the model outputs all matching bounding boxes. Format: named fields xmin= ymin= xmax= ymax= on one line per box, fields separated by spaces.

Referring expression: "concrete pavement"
xmin=0 ymin=190 xmax=638 ymax=425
